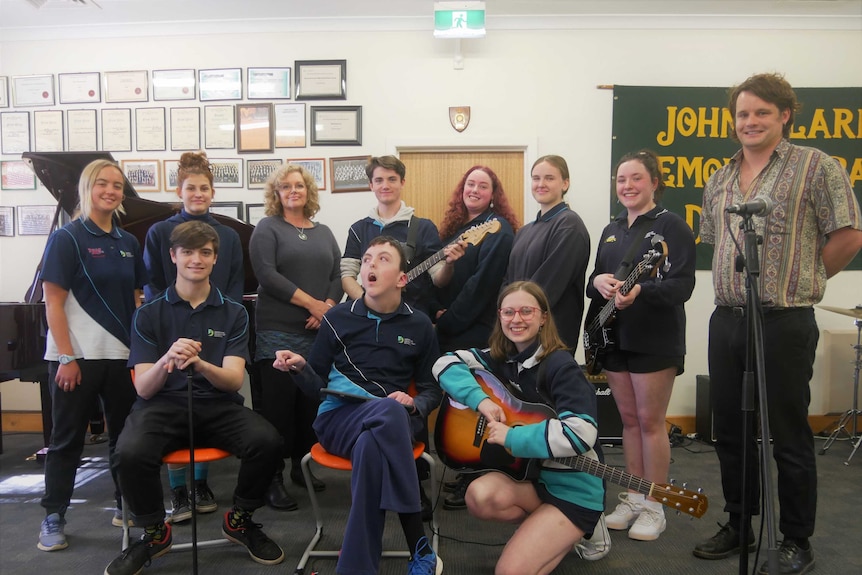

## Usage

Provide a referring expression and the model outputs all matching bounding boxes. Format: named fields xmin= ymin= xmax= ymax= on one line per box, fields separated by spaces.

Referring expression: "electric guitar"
xmin=435 ymin=368 xmax=708 ymax=519
xmin=582 ymin=237 xmax=667 ymax=375
xmin=406 ymin=219 xmax=501 ymax=284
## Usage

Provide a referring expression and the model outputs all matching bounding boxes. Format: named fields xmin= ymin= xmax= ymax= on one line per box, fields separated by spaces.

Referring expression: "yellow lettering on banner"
xmin=833 ymin=109 xmax=855 ymax=138
xmin=660 ymin=155 xmax=731 ymax=189
xmin=685 ymin=204 xmax=702 ymax=245
xmin=696 ymin=107 xmax=721 ymax=138
xmin=850 ymin=158 xmax=862 ymax=187
xmin=657 ymin=106 xmax=734 ymax=146
xmin=808 ymin=109 xmax=831 ymax=139
xmin=657 ymin=107 xmax=678 ymax=146
xmin=790 ymin=108 xmax=859 ymax=139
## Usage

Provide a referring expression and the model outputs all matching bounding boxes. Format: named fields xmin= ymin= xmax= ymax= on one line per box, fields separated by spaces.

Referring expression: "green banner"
xmin=611 ymin=85 xmax=862 ymax=270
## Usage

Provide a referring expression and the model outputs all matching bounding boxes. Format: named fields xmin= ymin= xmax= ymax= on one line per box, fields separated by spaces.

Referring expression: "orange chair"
xmin=294 ymin=441 xmax=439 ymax=575
xmin=121 ymin=447 xmax=233 ymax=553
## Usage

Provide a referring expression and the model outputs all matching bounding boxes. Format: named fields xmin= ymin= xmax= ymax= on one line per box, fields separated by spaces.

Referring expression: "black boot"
xmin=290 ymin=465 xmax=326 ymax=492
xmin=443 ymin=473 xmax=473 ymax=510
xmin=265 ymin=473 xmax=298 ymax=511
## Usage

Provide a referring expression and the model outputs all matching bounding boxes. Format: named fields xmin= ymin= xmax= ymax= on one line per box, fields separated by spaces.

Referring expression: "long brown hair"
xmin=488 ymin=281 xmax=568 ymax=362
xmin=438 ymin=166 xmax=520 ymax=240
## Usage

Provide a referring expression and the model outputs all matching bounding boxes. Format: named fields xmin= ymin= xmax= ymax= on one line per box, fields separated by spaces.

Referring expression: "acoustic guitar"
xmin=435 ymin=368 xmax=708 ymax=519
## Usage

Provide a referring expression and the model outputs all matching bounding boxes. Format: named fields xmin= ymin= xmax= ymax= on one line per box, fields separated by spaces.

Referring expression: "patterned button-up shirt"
xmin=701 ymin=139 xmax=861 ymax=307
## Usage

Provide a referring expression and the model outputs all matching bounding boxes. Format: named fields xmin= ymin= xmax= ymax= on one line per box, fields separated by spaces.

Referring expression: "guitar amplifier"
xmin=582 ymin=368 xmax=623 ymax=445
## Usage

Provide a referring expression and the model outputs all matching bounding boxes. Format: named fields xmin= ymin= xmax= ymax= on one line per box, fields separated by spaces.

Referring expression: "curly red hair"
xmin=438 ymin=166 xmax=520 ymax=241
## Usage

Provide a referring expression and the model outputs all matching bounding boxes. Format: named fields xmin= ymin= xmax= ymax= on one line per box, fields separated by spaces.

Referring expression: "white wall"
xmin=2 ymin=22 xmax=861 ymax=417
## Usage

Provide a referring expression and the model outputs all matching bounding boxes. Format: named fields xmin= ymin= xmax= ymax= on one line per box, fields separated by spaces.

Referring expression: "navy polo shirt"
xmin=129 ymin=283 xmax=250 ymax=406
xmin=41 ymin=218 xmax=146 ymax=347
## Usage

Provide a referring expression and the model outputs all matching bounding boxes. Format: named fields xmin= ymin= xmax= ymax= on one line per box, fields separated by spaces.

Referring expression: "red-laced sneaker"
xmin=222 ymin=510 xmax=284 ymax=565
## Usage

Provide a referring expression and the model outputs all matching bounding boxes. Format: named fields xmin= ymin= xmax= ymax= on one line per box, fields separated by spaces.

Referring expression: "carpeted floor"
xmin=1 ymin=430 xmax=860 ymax=574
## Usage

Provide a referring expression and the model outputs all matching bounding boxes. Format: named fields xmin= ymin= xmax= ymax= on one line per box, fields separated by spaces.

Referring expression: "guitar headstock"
xmin=460 ymin=220 xmax=501 ymax=246
xmin=651 ymin=483 xmax=709 ymax=518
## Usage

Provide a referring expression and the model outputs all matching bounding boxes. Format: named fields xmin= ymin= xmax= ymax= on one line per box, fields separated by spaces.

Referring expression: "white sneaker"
xmin=605 ymin=492 xmax=643 ymax=530
xmin=574 ymin=513 xmax=611 ymax=561
xmin=627 ymin=506 xmax=666 ymax=541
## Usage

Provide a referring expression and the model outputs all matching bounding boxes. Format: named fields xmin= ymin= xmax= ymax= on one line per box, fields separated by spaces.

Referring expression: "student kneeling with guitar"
xmin=432 ymin=281 xmax=610 ymax=574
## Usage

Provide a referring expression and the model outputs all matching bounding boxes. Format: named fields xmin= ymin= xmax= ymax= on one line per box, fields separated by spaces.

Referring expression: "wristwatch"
xmin=58 ymin=354 xmax=76 ymax=365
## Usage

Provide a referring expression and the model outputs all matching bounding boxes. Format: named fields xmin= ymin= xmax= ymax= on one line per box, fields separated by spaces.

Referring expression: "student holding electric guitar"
xmin=433 ymin=281 xmax=610 ymax=574
xmin=584 ymin=149 xmax=696 ymax=542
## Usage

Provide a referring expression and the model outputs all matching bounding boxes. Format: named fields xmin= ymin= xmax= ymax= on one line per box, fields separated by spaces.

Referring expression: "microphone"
xmin=726 ymin=197 xmax=774 ymax=216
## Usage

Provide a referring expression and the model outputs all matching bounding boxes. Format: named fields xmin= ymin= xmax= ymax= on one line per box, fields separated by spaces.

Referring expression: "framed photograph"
xmin=17 ymin=205 xmax=55 ymax=236
xmin=274 ymin=102 xmax=305 ymax=148
xmin=170 ymin=107 xmax=201 ymax=151
xmin=198 ymin=68 xmax=242 ymax=101
xmin=294 ymin=60 xmax=346 ymax=101
xmin=236 ymin=103 xmax=274 ymax=153
xmin=1 ymin=160 xmax=37 ymax=190
xmin=0 ymin=77 xmax=8 ymax=108
xmin=0 ymin=206 xmax=14 ymax=237
xmin=204 ymin=105 xmax=235 ymax=149
xmin=163 ymin=159 xmax=180 ymax=190
xmin=152 ymin=69 xmax=196 ymax=101
xmin=210 ymin=201 xmax=244 ymax=220
xmin=330 ymin=155 xmax=371 ymax=193
xmin=247 ymin=159 xmax=283 ymax=189
xmin=310 ymin=105 xmax=362 ymax=146
xmin=34 ymin=110 xmax=64 ymax=152
xmin=135 ymin=107 xmax=166 ymax=152
xmin=67 ymin=109 xmax=98 ymax=151
xmin=58 ymin=72 xmax=100 ymax=104
xmin=121 ymin=159 xmax=161 ymax=193
xmin=245 ymin=203 xmax=266 ymax=226
xmin=101 ymin=108 xmax=132 ymax=152
xmin=12 ymin=75 xmax=55 ymax=107
xmin=287 ymin=158 xmax=326 ymax=190
xmin=104 ymin=70 xmax=148 ymax=103
xmin=1 ymin=111 xmax=31 ymax=155
xmin=248 ymin=67 xmax=291 ymax=100
xmin=209 ymin=158 xmax=243 ymax=188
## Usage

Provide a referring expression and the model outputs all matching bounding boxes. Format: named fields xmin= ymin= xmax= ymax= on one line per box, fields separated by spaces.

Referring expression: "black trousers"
xmin=115 ymin=398 xmax=282 ymax=526
xmin=708 ymin=306 xmax=818 ymax=539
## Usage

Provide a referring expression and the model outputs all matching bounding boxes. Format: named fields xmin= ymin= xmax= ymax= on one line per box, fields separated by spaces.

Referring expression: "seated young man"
xmin=274 ymin=236 xmax=443 ymax=575
xmin=106 ymin=221 xmax=284 ymax=575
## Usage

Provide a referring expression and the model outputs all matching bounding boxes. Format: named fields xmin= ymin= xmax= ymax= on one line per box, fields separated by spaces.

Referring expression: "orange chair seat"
xmin=163 ymin=447 xmax=232 ymax=465
xmin=309 ymin=441 xmax=427 ymax=471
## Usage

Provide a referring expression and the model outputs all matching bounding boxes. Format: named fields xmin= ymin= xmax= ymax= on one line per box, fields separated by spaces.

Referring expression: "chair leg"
xmin=420 ymin=452 xmax=439 ymax=552
xmin=295 ymin=451 xmax=331 ymax=574
xmin=121 ymin=497 xmax=130 ymax=550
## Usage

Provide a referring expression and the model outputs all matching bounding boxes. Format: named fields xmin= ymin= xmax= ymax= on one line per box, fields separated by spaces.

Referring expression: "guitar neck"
xmin=589 ymin=259 xmax=651 ymax=330
xmin=554 ymin=453 xmax=656 ymax=497
xmin=406 ymin=244 xmax=449 ymax=283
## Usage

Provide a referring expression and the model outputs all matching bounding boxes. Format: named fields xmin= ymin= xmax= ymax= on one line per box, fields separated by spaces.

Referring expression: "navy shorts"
xmin=602 ymin=349 xmax=684 ymax=376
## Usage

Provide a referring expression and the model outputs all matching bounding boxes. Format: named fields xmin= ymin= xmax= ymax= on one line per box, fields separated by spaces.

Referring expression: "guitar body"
xmin=583 ymin=305 xmax=616 ymax=375
xmin=435 ymin=369 xmax=554 ymax=481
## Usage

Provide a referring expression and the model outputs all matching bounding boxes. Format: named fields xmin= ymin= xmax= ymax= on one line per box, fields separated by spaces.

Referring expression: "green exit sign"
xmin=434 ymin=1 xmax=486 ymax=38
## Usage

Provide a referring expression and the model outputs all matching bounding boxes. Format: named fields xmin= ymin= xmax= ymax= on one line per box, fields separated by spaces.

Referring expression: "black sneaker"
xmin=193 ymin=480 xmax=218 ymax=513
xmin=169 ymin=486 xmax=192 ymax=524
xmin=104 ymin=523 xmax=172 ymax=575
xmin=693 ymin=522 xmax=756 ymax=560
xmin=222 ymin=510 xmax=284 ymax=565
xmin=756 ymin=540 xmax=814 ymax=575
xmin=443 ymin=474 xmax=471 ymax=510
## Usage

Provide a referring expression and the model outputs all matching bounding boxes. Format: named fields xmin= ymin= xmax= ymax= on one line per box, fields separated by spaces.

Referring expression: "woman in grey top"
xmin=249 ymin=164 xmax=343 ymax=510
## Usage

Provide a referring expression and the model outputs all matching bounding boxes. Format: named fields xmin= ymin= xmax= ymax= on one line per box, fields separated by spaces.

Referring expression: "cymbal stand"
xmin=819 ymin=318 xmax=861 ymax=464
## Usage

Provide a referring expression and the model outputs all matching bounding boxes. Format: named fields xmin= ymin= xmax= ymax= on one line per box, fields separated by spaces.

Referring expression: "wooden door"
xmin=399 ymin=151 xmax=526 ymax=229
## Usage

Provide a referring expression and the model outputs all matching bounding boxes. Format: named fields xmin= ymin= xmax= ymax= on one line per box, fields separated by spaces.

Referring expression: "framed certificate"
xmin=245 ymin=203 xmax=266 ymax=226
xmin=170 ymin=107 xmax=201 ymax=151
xmin=330 ymin=156 xmax=371 ymax=193
xmin=17 ymin=205 xmax=55 ymax=236
xmin=104 ymin=70 xmax=149 ymax=103
xmin=287 ymin=158 xmax=326 ymax=191
xmin=248 ymin=67 xmax=291 ymax=100
xmin=199 ymin=68 xmax=242 ymax=101
xmin=210 ymin=201 xmax=244 ymax=220
xmin=12 ymin=75 xmax=55 ymax=107
xmin=34 ymin=110 xmax=64 ymax=152
xmin=210 ymin=158 xmax=243 ymax=188
xmin=1 ymin=160 xmax=37 ymax=190
xmin=310 ymin=106 xmax=362 ymax=146
xmin=236 ymin=103 xmax=274 ymax=153
xmin=247 ymin=159 xmax=283 ymax=189
xmin=152 ymin=69 xmax=196 ymax=101
xmin=1 ymin=111 xmax=31 ymax=154
xmin=67 ymin=109 xmax=98 ymax=151
xmin=0 ymin=206 xmax=14 ymax=236
xmin=121 ymin=159 xmax=161 ymax=192
xmin=204 ymin=105 xmax=235 ymax=149
xmin=58 ymin=72 xmax=101 ymax=104
xmin=135 ymin=107 xmax=166 ymax=152
xmin=295 ymin=60 xmax=346 ymax=100
xmin=274 ymin=103 xmax=306 ymax=148
xmin=101 ymin=108 xmax=132 ymax=152
xmin=0 ymin=77 xmax=8 ymax=108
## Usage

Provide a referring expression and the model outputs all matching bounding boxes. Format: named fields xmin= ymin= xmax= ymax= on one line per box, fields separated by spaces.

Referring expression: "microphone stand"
xmin=185 ymin=365 xmax=199 ymax=575
xmin=736 ymin=214 xmax=779 ymax=575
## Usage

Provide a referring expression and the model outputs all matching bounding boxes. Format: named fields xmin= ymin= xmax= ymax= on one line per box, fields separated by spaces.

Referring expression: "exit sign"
xmin=434 ymin=1 xmax=486 ymax=38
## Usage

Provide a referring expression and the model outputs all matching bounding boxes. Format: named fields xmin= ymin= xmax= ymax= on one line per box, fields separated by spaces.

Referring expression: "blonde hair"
xmin=77 ymin=159 xmax=125 ymax=220
xmin=263 ymin=164 xmax=320 ymax=219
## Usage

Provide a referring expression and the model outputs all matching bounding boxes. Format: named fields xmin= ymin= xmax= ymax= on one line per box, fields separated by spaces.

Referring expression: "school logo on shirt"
xmin=397 ymin=335 xmax=416 ymax=346
xmin=207 ymin=328 xmax=226 ymax=338
xmin=88 ymin=247 xmax=106 ymax=257
xmin=604 ymin=235 xmax=617 ymax=243
xmin=119 ymin=250 xmax=135 ymax=258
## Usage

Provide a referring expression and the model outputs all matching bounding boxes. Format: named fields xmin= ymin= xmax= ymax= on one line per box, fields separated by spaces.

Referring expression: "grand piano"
xmin=1 ymin=151 xmax=259 ymax=454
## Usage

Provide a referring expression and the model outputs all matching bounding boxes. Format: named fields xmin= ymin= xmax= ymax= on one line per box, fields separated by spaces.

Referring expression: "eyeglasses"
xmin=498 ymin=306 xmax=542 ymax=320
xmin=278 ymin=184 xmax=304 ymax=192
